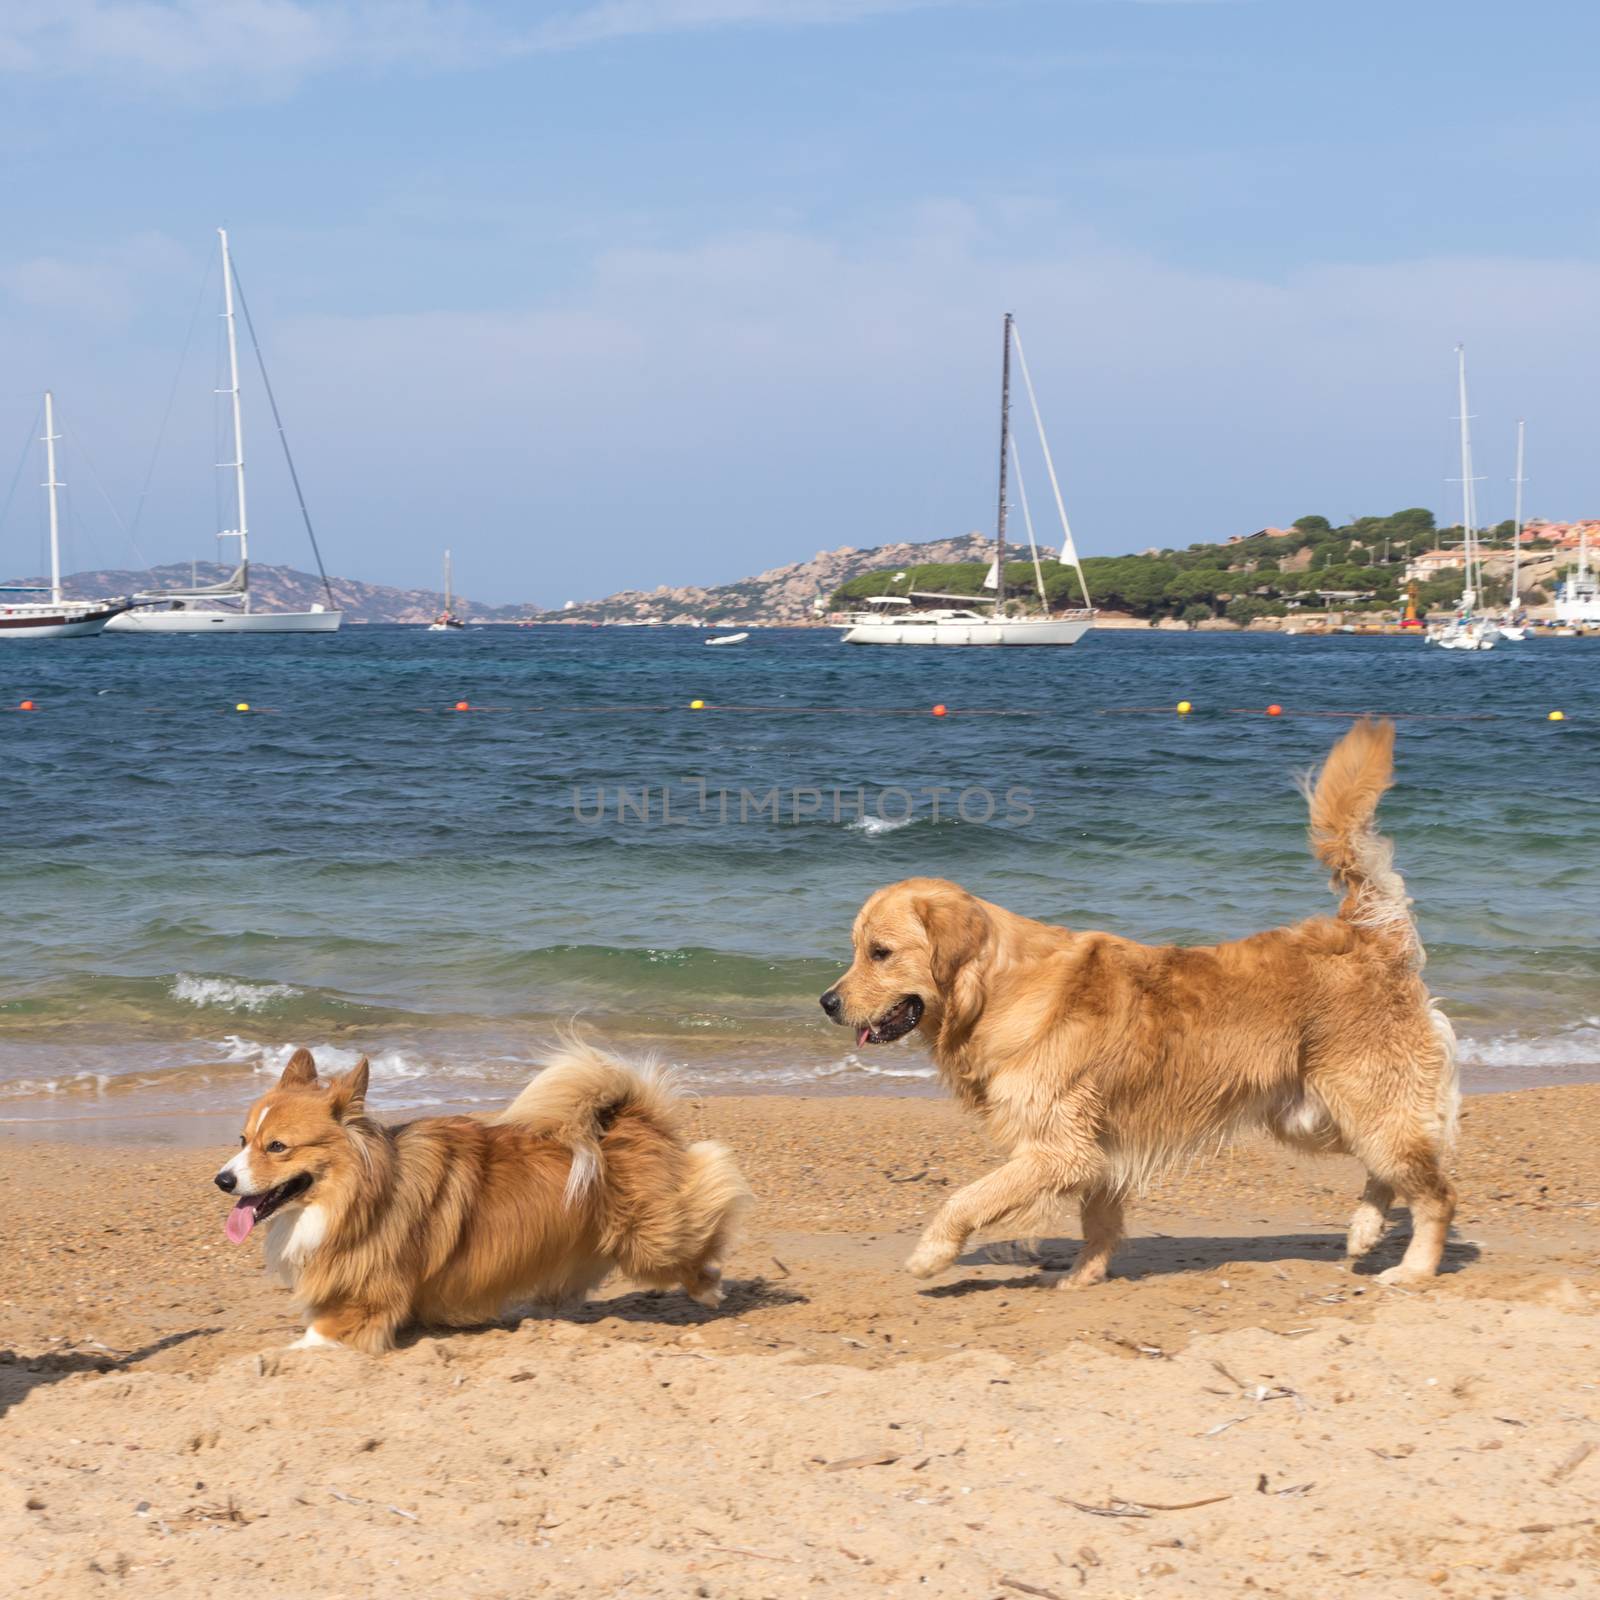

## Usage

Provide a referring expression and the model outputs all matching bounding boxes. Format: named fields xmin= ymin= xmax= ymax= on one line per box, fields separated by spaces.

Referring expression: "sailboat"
xmin=840 ymin=314 xmax=1095 ymax=646
xmin=427 ymin=550 xmax=465 ymax=630
xmin=1426 ymin=346 xmax=1499 ymax=652
xmin=106 ymin=229 xmax=341 ymax=634
xmin=1496 ymin=420 xmax=1529 ymax=641
xmin=0 ymin=392 xmax=131 ymax=639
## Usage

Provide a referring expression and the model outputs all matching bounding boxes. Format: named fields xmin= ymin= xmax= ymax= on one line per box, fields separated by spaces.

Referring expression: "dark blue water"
xmin=2 ymin=625 xmax=1595 ymax=1123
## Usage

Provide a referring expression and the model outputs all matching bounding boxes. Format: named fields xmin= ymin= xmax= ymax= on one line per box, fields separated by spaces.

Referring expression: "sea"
xmin=1 ymin=625 xmax=1595 ymax=1135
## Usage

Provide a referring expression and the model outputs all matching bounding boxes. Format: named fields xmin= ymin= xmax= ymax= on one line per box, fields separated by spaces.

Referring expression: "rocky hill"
xmin=16 ymin=562 xmax=536 ymax=626
xmin=26 ymin=534 xmax=999 ymax=625
xmin=542 ymin=532 xmax=996 ymax=624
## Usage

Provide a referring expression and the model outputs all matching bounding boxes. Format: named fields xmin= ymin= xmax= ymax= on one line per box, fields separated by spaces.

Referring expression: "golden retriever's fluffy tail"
xmin=492 ymin=1037 xmax=682 ymax=1203
xmin=1301 ymin=718 xmax=1420 ymax=965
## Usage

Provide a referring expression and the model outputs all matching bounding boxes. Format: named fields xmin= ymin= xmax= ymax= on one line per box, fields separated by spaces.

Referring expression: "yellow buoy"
xmin=1548 ymin=710 xmax=1565 ymax=722
xmin=1176 ymin=700 xmax=1192 ymax=715
xmin=235 ymin=702 xmax=250 ymax=712
xmin=689 ymin=699 xmax=705 ymax=710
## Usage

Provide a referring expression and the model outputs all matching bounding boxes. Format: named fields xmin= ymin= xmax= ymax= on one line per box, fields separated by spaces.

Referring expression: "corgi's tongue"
xmin=226 ymin=1200 xmax=259 ymax=1243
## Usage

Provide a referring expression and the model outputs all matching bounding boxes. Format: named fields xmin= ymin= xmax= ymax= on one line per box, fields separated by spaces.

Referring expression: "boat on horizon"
xmin=427 ymin=550 xmax=466 ymax=630
xmin=0 ymin=391 xmax=132 ymax=639
xmin=106 ymin=229 xmax=341 ymax=635
xmin=1496 ymin=419 xmax=1530 ymax=641
xmin=1427 ymin=347 xmax=1500 ymax=652
xmin=840 ymin=314 xmax=1096 ymax=647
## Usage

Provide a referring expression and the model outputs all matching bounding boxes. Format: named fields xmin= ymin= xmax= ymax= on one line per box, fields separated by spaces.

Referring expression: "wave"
xmin=221 ymin=1036 xmax=435 ymax=1084
xmin=171 ymin=974 xmax=302 ymax=1013
xmin=849 ymin=815 xmax=912 ymax=836
xmin=1457 ymin=1017 xmax=1600 ymax=1072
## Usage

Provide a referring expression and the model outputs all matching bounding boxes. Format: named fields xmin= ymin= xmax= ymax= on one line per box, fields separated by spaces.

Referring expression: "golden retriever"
xmin=214 ymin=1041 xmax=750 ymax=1351
xmin=821 ymin=719 xmax=1457 ymax=1288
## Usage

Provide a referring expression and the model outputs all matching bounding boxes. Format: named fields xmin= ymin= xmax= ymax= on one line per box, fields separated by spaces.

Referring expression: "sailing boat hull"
xmin=105 ymin=607 xmax=342 ymax=634
xmin=842 ymin=615 xmax=1093 ymax=646
xmin=0 ymin=603 xmax=127 ymax=639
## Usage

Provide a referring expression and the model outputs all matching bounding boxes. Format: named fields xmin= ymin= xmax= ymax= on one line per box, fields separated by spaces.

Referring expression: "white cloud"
xmin=0 ymin=0 xmax=958 ymax=87
xmin=520 ymin=0 xmax=953 ymax=52
xmin=1 ymin=232 xmax=189 ymax=321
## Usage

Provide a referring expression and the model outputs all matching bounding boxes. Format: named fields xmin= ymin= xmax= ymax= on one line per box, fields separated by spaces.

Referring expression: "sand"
xmin=3 ymin=1087 xmax=1598 ymax=1598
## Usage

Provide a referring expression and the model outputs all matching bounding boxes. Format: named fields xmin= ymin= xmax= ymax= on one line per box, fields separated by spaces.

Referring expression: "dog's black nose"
xmin=819 ymin=989 xmax=843 ymax=1019
xmin=214 ymin=1170 xmax=236 ymax=1193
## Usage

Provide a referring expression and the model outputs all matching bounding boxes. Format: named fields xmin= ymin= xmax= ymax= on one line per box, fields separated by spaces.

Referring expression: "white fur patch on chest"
xmin=264 ymin=1203 xmax=328 ymax=1284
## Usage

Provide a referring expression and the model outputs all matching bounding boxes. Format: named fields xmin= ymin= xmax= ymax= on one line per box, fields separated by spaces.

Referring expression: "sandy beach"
xmin=2 ymin=1086 xmax=1597 ymax=1598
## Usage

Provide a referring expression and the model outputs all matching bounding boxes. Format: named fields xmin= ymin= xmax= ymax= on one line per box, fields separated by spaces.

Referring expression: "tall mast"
xmin=218 ymin=228 xmax=251 ymax=612
xmin=994 ymin=312 xmax=1012 ymax=613
xmin=1454 ymin=345 xmax=1477 ymax=615
xmin=1510 ymin=418 xmax=1525 ymax=611
xmin=444 ymin=549 xmax=452 ymax=614
xmin=42 ymin=390 xmax=62 ymax=606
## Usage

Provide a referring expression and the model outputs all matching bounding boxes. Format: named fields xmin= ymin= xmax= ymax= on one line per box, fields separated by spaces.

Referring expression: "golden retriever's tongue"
xmin=857 ymin=1024 xmax=872 ymax=1046
xmin=225 ymin=1200 xmax=258 ymax=1243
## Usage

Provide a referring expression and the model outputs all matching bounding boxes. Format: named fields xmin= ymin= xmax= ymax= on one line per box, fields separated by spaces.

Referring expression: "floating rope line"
xmin=42 ymin=701 xmax=1571 ymax=722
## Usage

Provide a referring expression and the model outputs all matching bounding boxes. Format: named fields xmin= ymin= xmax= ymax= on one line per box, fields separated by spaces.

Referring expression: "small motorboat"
xmin=705 ymin=632 xmax=749 ymax=646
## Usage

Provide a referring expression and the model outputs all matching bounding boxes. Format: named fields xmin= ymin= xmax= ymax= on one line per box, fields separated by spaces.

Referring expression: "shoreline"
xmin=6 ymin=1054 xmax=1600 ymax=1146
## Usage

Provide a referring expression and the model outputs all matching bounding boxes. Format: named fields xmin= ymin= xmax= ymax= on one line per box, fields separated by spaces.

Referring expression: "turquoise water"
xmin=1 ymin=626 xmax=1595 ymax=1125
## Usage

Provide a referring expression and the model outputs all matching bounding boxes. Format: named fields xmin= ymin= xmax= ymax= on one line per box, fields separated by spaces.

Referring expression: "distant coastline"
xmin=21 ymin=509 xmax=1593 ymax=629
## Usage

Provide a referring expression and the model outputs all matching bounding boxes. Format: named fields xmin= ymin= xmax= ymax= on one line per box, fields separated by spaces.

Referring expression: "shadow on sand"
xmin=393 ymin=1275 xmax=809 ymax=1350
xmin=0 ymin=1328 xmax=215 ymax=1418
xmin=919 ymin=1230 xmax=1481 ymax=1298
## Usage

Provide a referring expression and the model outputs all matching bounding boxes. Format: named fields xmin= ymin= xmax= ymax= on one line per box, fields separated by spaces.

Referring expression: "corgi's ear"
xmin=279 ymin=1048 xmax=318 ymax=1088
xmin=328 ymin=1057 xmax=369 ymax=1121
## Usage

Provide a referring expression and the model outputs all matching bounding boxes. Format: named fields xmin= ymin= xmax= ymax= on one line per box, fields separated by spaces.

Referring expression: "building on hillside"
xmin=1521 ymin=520 xmax=1600 ymax=549
xmin=1404 ymin=550 xmax=1466 ymax=582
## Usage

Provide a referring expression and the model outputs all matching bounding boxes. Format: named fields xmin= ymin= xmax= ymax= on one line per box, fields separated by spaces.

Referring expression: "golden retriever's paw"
xmin=1375 ymin=1264 xmax=1434 ymax=1288
xmin=683 ymin=1261 xmax=724 ymax=1309
xmin=904 ymin=1238 xmax=960 ymax=1279
xmin=1055 ymin=1263 xmax=1109 ymax=1290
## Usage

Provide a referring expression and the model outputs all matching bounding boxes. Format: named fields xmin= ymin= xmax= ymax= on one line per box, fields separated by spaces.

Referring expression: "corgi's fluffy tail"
xmin=1300 ymin=717 xmax=1420 ymax=967
xmin=493 ymin=1037 xmax=682 ymax=1202
xmin=678 ymin=1137 xmax=753 ymax=1272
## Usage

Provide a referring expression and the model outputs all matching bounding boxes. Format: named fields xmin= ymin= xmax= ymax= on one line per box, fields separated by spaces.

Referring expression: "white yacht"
xmin=841 ymin=313 xmax=1095 ymax=647
xmin=107 ymin=229 xmax=341 ymax=635
xmin=1553 ymin=525 xmax=1600 ymax=628
xmin=1 ymin=392 xmax=131 ymax=639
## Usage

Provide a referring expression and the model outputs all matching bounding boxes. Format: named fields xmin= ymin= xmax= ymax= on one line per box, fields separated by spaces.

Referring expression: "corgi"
xmin=214 ymin=1041 xmax=750 ymax=1352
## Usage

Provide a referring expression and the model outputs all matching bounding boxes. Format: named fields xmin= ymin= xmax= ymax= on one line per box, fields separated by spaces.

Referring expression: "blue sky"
xmin=1 ymin=0 xmax=1596 ymax=605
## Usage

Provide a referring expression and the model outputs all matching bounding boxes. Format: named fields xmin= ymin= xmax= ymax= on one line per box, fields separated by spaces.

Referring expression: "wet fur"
xmin=222 ymin=1041 xmax=750 ymax=1352
xmin=827 ymin=720 xmax=1459 ymax=1289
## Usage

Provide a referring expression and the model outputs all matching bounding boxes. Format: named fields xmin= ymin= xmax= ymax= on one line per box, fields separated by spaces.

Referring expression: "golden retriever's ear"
xmin=279 ymin=1048 xmax=318 ymax=1089
xmin=916 ymin=891 xmax=989 ymax=990
xmin=327 ymin=1057 xmax=369 ymax=1121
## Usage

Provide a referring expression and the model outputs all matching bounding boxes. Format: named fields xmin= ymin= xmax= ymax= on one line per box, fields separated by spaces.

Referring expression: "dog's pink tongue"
xmin=225 ymin=1200 xmax=259 ymax=1243
xmin=857 ymin=1025 xmax=872 ymax=1047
